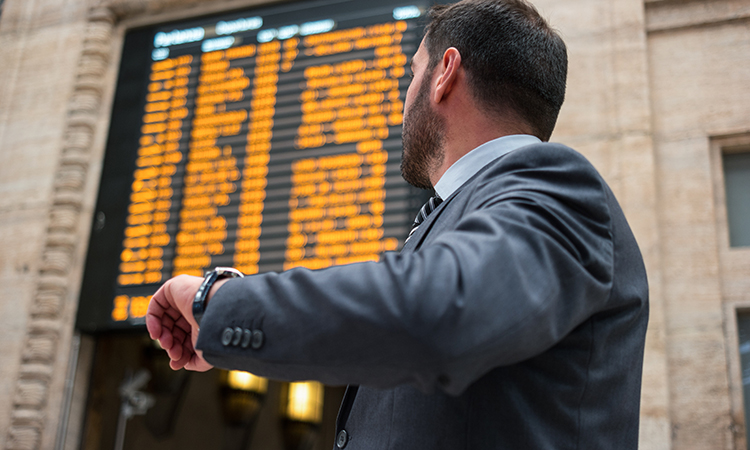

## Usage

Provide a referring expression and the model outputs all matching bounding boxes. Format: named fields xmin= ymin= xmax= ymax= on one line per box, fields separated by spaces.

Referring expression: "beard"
xmin=400 ymin=79 xmax=445 ymax=189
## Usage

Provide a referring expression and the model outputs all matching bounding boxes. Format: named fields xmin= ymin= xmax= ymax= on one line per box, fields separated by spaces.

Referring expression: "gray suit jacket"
xmin=197 ymin=142 xmax=649 ymax=449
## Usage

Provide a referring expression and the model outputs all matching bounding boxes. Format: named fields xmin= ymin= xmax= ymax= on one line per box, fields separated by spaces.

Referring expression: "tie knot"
xmin=405 ymin=195 xmax=442 ymax=243
xmin=413 ymin=195 xmax=443 ymax=228
xmin=405 ymin=195 xmax=442 ymax=244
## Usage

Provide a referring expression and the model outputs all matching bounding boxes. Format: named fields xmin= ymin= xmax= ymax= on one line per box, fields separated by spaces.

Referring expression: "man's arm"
xmin=191 ymin=146 xmax=616 ymax=395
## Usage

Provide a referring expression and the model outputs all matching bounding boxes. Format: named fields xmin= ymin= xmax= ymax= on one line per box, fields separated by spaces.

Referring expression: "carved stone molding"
xmin=102 ymin=0 xmax=210 ymax=19
xmin=5 ymin=0 xmax=253 ymax=447
xmin=4 ymin=6 xmax=116 ymax=450
xmin=646 ymin=0 xmax=750 ymax=33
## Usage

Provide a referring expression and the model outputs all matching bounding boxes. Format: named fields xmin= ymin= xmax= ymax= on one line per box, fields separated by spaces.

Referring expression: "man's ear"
xmin=433 ymin=47 xmax=461 ymax=103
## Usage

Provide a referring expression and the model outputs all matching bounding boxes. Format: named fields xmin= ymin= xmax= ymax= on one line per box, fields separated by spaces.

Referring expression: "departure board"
xmin=77 ymin=0 xmax=433 ymax=332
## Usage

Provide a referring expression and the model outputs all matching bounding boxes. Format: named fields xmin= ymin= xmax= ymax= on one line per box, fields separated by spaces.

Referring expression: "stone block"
xmin=22 ymin=337 xmax=57 ymax=365
xmin=13 ymin=381 xmax=47 ymax=409
xmin=5 ymin=427 xmax=39 ymax=450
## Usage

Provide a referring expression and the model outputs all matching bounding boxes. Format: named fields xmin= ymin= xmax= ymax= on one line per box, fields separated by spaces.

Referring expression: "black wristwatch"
xmin=193 ymin=267 xmax=244 ymax=325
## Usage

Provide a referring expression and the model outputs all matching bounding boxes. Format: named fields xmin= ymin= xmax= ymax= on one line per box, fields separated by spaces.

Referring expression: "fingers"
xmin=147 ymin=274 xmax=213 ymax=372
xmin=168 ymin=336 xmax=212 ymax=372
xmin=145 ymin=314 xmax=162 ymax=341
xmin=164 ymin=332 xmax=213 ymax=372
xmin=169 ymin=343 xmax=192 ymax=370
xmin=163 ymin=334 xmax=181 ymax=361
xmin=164 ymin=325 xmax=190 ymax=361
xmin=146 ymin=281 xmax=172 ymax=340
xmin=145 ymin=300 xmax=165 ymax=341
xmin=160 ymin=313 xmax=192 ymax=361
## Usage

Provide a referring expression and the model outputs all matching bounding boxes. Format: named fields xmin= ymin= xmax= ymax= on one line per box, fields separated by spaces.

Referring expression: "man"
xmin=147 ymin=0 xmax=649 ymax=448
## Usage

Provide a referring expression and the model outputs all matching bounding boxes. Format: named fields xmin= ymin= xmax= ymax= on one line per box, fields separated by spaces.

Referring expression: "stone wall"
xmin=0 ymin=0 xmax=748 ymax=448
xmin=0 ymin=0 xmax=99 ymax=448
xmin=646 ymin=0 xmax=750 ymax=447
xmin=535 ymin=0 xmax=668 ymax=446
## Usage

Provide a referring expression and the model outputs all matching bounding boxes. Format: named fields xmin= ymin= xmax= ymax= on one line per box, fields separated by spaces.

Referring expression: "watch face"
xmin=216 ymin=267 xmax=245 ymax=278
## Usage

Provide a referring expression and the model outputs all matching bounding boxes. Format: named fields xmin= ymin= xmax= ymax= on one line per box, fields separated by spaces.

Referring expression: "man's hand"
xmin=146 ymin=275 xmax=214 ymax=371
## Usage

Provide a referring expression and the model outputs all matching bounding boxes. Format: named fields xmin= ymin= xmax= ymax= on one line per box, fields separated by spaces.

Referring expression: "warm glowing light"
xmin=285 ymin=381 xmax=324 ymax=423
xmin=227 ymin=371 xmax=268 ymax=393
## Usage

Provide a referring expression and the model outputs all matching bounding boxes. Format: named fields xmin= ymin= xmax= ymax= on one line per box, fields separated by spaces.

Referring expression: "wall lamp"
xmin=219 ymin=370 xmax=268 ymax=426
xmin=281 ymin=381 xmax=324 ymax=450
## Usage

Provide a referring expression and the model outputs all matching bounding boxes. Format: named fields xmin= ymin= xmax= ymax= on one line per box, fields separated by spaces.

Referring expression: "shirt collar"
xmin=433 ymin=134 xmax=541 ymax=200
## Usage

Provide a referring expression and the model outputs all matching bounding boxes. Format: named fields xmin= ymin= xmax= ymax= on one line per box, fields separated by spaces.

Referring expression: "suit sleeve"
xmin=195 ymin=145 xmax=615 ymax=395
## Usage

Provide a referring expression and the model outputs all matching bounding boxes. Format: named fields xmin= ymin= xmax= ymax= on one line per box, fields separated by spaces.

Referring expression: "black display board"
xmin=77 ymin=0 xmax=434 ymax=332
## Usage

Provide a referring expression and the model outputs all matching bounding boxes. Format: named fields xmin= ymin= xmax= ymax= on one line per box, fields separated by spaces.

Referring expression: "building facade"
xmin=0 ymin=0 xmax=748 ymax=448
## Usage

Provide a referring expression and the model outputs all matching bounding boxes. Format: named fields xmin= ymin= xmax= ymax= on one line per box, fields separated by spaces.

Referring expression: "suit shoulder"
xmin=474 ymin=142 xmax=606 ymax=191
xmin=464 ymin=142 xmax=613 ymax=228
xmin=500 ymin=142 xmax=599 ymax=174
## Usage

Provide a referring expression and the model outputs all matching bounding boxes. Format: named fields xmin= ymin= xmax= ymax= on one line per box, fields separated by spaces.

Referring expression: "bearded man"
xmin=148 ymin=0 xmax=649 ymax=448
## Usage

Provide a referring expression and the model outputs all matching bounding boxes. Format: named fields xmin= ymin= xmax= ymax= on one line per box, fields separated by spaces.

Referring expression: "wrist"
xmin=192 ymin=267 xmax=244 ymax=325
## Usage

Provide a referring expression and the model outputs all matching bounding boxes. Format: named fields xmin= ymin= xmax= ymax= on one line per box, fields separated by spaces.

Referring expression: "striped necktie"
xmin=405 ymin=195 xmax=443 ymax=243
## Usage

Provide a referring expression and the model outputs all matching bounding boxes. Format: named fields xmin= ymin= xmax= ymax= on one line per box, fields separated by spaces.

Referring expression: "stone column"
xmin=4 ymin=7 xmax=116 ymax=450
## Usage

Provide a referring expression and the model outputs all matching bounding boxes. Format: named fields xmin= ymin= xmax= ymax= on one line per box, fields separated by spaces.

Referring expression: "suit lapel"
xmin=404 ymin=153 xmax=512 ymax=251
xmin=336 ymin=384 xmax=359 ymax=433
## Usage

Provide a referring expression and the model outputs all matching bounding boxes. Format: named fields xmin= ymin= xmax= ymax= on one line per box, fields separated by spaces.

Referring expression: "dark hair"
xmin=424 ymin=0 xmax=567 ymax=141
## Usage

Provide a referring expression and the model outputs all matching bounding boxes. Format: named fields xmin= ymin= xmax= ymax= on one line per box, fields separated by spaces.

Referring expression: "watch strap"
xmin=193 ymin=267 xmax=244 ymax=325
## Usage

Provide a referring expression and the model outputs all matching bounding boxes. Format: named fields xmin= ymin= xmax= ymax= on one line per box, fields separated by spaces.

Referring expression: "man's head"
xmin=422 ymin=0 xmax=567 ymax=141
xmin=400 ymin=0 xmax=567 ymax=188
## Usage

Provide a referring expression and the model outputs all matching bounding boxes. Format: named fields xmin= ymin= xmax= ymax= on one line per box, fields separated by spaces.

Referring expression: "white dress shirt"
xmin=433 ymin=134 xmax=541 ymax=200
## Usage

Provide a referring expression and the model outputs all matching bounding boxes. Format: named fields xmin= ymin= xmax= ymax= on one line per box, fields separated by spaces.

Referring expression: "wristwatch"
xmin=193 ymin=267 xmax=244 ymax=325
